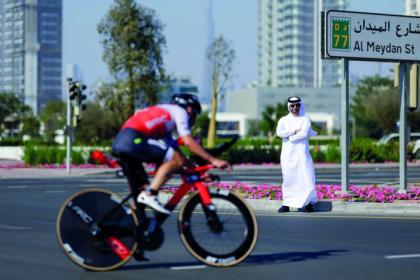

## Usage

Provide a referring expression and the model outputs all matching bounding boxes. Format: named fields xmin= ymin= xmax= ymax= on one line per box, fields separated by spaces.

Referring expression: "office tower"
xmin=406 ymin=0 xmax=420 ymax=15
xmin=201 ymin=0 xmax=215 ymax=107
xmin=0 ymin=0 xmax=62 ymax=114
xmin=135 ymin=76 xmax=199 ymax=109
xmin=258 ymin=0 xmax=347 ymax=88
xmin=158 ymin=76 xmax=199 ymax=104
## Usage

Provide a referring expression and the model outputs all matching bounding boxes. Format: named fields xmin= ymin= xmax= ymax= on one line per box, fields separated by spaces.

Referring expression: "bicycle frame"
xmin=56 ymin=135 xmax=259 ymax=270
xmin=93 ymin=164 xmax=216 ymax=241
xmin=165 ymin=165 xmax=214 ymax=211
xmin=138 ymin=164 xmax=217 ymax=232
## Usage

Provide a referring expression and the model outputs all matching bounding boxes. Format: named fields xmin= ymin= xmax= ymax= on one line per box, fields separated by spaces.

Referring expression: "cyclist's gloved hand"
xmin=210 ymin=158 xmax=232 ymax=171
xmin=184 ymin=159 xmax=197 ymax=169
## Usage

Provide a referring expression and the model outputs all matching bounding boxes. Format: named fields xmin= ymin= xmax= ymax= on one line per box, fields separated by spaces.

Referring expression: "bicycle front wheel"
xmin=56 ymin=188 xmax=139 ymax=271
xmin=178 ymin=189 xmax=258 ymax=267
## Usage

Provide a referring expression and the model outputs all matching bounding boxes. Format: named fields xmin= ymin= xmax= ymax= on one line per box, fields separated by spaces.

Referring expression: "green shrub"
xmin=34 ymin=148 xmax=45 ymax=165
xmin=309 ymin=138 xmax=339 ymax=146
xmin=376 ymin=142 xmax=399 ymax=162
xmin=325 ymin=145 xmax=341 ymax=163
xmin=19 ymin=136 xmax=403 ymax=165
xmin=72 ymin=150 xmax=86 ymax=164
xmin=350 ymin=138 xmax=376 ymax=162
xmin=0 ymin=137 xmax=22 ymax=146
xmin=201 ymin=137 xmax=398 ymax=163
xmin=349 ymin=138 xmax=399 ymax=163
xmin=22 ymin=145 xmax=87 ymax=165
xmin=45 ymin=147 xmax=58 ymax=164
xmin=203 ymin=137 xmax=401 ymax=163
xmin=222 ymin=145 xmax=280 ymax=164
xmin=23 ymin=144 xmax=37 ymax=165
xmin=310 ymin=145 xmax=326 ymax=163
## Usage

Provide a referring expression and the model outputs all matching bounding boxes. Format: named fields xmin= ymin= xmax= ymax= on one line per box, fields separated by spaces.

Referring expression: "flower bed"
xmin=161 ymin=183 xmax=420 ymax=203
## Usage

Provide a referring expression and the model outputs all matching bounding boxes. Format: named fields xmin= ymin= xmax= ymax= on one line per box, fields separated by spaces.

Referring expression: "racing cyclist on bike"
xmin=112 ymin=93 xmax=231 ymax=215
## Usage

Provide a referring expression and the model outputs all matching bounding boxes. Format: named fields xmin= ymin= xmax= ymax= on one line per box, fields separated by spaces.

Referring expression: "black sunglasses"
xmin=289 ymin=104 xmax=301 ymax=109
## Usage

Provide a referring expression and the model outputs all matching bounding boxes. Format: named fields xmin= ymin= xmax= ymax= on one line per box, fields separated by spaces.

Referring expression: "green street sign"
xmin=324 ymin=10 xmax=420 ymax=62
xmin=331 ymin=17 xmax=350 ymax=51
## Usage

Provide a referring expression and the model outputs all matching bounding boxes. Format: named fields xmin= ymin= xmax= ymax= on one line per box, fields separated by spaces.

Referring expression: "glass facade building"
xmin=0 ymin=0 xmax=62 ymax=114
xmin=258 ymin=0 xmax=346 ymax=88
xmin=406 ymin=0 xmax=420 ymax=15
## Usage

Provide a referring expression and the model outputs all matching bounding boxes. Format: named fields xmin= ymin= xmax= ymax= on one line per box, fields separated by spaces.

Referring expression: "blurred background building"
xmin=258 ymin=0 xmax=347 ymax=88
xmin=0 ymin=0 xmax=62 ymax=114
xmin=146 ymin=76 xmax=199 ymax=107
xmin=200 ymin=0 xmax=215 ymax=109
xmin=220 ymin=0 xmax=350 ymax=137
xmin=226 ymin=86 xmax=358 ymax=135
xmin=405 ymin=0 xmax=420 ymax=15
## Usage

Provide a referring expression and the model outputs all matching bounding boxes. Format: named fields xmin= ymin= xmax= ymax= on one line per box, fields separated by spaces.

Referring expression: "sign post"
xmin=399 ymin=64 xmax=408 ymax=192
xmin=341 ymin=59 xmax=349 ymax=191
xmin=323 ymin=10 xmax=420 ymax=191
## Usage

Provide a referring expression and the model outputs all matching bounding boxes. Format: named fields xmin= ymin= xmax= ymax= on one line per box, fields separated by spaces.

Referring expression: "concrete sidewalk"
xmin=244 ymin=198 xmax=420 ymax=216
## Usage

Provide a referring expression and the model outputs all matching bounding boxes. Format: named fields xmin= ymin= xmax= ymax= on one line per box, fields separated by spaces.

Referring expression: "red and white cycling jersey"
xmin=122 ymin=104 xmax=191 ymax=139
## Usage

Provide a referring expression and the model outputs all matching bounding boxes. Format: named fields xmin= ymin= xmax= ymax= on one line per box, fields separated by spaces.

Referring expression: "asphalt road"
xmin=2 ymin=163 xmax=420 ymax=187
xmin=103 ymin=164 xmax=420 ymax=187
xmin=227 ymin=165 xmax=420 ymax=186
xmin=1 ymin=176 xmax=420 ymax=279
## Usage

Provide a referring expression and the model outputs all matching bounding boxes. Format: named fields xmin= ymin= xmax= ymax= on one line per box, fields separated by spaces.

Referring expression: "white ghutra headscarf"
xmin=287 ymin=96 xmax=317 ymax=136
xmin=287 ymin=96 xmax=305 ymax=115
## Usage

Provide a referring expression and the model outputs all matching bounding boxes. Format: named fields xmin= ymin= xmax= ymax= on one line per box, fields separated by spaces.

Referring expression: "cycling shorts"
xmin=111 ymin=128 xmax=176 ymax=163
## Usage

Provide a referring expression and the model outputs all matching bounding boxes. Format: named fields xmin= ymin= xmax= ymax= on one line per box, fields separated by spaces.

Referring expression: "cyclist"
xmin=112 ymin=93 xmax=231 ymax=215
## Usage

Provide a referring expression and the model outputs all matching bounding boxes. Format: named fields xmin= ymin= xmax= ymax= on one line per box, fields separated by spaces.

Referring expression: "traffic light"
xmin=67 ymin=79 xmax=87 ymax=127
xmin=77 ymin=83 xmax=87 ymax=111
xmin=69 ymin=80 xmax=79 ymax=100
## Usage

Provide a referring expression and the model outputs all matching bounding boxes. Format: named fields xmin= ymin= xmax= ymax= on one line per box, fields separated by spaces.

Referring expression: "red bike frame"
xmin=156 ymin=164 xmax=216 ymax=212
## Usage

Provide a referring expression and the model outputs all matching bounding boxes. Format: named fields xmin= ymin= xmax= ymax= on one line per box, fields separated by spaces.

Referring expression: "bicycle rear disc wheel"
xmin=56 ymin=188 xmax=139 ymax=271
xmin=178 ymin=189 xmax=258 ymax=267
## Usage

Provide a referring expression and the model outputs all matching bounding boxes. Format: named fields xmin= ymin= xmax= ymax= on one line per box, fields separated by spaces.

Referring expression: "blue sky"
xmin=63 ymin=0 xmax=404 ymax=92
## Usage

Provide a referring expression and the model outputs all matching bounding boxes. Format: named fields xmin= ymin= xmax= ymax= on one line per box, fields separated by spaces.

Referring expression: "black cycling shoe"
xmin=277 ymin=206 xmax=290 ymax=213
xmin=304 ymin=204 xmax=314 ymax=213
xmin=133 ymin=249 xmax=149 ymax=262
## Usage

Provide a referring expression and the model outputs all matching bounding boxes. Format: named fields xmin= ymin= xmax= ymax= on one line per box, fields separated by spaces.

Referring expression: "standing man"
xmin=276 ymin=96 xmax=317 ymax=213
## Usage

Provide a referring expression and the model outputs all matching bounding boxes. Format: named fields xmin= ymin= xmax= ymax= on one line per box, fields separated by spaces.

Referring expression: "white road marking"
xmin=233 ymin=175 xmax=280 ymax=179
xmin=45 ymin=190 xmax=66 ymax=194
xmin=7 ymin=186 xmax=28 ymax=189
xmin=170 ymin=265 xmax=207 ymax=270
xmin=216 ymin=180 xmax=263 ymax=185
xmin=84 ymin=179 xmax=125 ymax=183
xmin=385 ymin=254 xmax=420 ymax=259
xmin=314 ymin=178 xmax=390 ymax=184
xmin=0 ymin=224 xmax=33 ymax=230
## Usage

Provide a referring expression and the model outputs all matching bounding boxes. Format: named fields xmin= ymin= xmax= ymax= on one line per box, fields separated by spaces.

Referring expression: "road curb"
xmin=157 ymin=193 xmax=420 ymax=216
xmin=243 ymin=199 xmax=420 ymax=215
